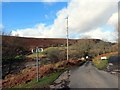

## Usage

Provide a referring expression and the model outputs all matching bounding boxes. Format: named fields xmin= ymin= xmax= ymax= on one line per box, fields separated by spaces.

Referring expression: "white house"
xmin=101 ymin=56 xmax=107 ymax=60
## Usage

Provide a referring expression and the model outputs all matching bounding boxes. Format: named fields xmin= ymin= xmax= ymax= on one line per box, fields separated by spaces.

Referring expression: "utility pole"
xmin=66 ymin=0 xmax=70 ymax=61
xmin=66 ymin=16 xmax=69 ymax=61
xmin=66 ymin=1 xmax=70 ymax=87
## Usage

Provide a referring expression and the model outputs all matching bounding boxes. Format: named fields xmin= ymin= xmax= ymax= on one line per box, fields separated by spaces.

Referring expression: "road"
xmin=69 ymin=61 xmax=118 ymax=88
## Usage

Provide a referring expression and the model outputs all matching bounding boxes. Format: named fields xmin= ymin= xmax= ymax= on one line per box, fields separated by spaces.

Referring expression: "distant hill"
xmin=2 ymin=35 xmax=114 ymax=51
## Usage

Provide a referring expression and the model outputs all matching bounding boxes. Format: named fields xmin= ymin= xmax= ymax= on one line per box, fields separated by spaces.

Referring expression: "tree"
xmin=69 ymin=39 xmax=113 ymax=59
xmin=71 ymin=40 xmax=95 ymax=57
xmin=2 ymin=36 xmax=27 ymax=78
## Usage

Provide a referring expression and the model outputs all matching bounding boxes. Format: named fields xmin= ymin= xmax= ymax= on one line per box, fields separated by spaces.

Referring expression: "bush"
xmin=43 ymin=47 xmax=66 ymax=63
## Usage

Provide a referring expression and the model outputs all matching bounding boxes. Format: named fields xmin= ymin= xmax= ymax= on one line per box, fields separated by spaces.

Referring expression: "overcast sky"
xmin=1 ymin=0 xmax=119 ymax=42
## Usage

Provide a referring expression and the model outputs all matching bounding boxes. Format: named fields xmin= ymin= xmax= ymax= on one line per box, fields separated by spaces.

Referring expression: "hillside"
xmin=2 ymin=35 xmax=118 ymax=80
xmin=2 ymin=35 xmax=103 ymax=51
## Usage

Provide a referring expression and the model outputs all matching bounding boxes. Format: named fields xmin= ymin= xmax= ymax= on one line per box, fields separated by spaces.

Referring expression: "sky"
xmin=2 ymin=2 xmax=67 ymax=33
xmin=1 ymin=0 xmax=119 ymax=42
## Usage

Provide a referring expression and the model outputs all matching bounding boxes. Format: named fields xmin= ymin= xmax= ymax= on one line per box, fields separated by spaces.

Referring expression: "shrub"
xmin=43 ymin=47 xmax=66 ymax=63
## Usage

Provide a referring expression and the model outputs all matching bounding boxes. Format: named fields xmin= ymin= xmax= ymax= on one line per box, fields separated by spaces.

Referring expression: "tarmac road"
xmin=69 ymin=61 xmax=118 ymax=88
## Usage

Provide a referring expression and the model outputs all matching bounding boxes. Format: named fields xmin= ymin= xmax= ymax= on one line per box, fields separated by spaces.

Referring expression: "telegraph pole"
xmin=66 ymin=16 xmax=69 ymax=61
xmin=66 ymin=0 xmax=70 ymax=61
xmin=66 ymin=1 xmax=70 ymax=87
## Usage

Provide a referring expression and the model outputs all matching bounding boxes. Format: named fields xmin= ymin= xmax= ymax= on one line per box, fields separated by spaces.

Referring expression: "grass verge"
xmin=8 ymin=69 xmax=66 ymax=89
xmin=93 ymin=52 xmax=118 ymax=70
xmin=93 ymin=59 xmax=108 ymax=70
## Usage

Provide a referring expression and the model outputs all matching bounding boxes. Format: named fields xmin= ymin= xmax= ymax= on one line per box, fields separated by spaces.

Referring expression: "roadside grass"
xmin=11 ymin=69 xmax=65 ymax=89
xmin=93 ymin=59 xmax=108 ymax=70
xmin=92 ymin=52 xmax=118 ymax=70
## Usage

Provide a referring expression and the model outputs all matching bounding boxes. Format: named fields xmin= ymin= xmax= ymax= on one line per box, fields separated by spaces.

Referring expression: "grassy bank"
xmin=11 ymin=69 xmax=65 ymax=89
xmin=93 ymin=59 xmax=108 ymax=70
xmin=93 ymin=52 xmax=118 ymax=70
xmin=3 ymin=58 xmax=82 ymax=89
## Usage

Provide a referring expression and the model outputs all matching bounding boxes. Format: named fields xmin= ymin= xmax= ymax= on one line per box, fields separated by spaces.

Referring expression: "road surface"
xmin=69 ymin=61 xmax=118 ymax=88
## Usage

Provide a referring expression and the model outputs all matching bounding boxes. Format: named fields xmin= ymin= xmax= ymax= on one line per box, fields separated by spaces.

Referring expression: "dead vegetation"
xmin=2 ymin=60 xmax=81 ymax=88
